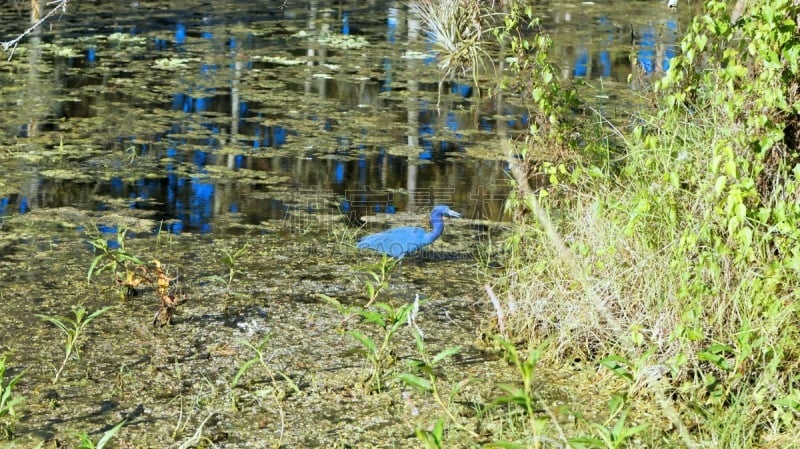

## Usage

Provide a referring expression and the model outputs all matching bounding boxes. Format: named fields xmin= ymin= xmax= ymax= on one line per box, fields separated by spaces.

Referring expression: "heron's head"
xmin=431 ymin=205 xmax=462 ymax=219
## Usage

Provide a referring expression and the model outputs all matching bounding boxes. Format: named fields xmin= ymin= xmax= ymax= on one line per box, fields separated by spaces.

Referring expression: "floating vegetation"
xmin=464 ymin=142 xmax=508 ymax=160
xmin=256 ymin=55 xmax=306 ymax=65
xmin=107 ymin=32 xmax=147 ymax=44
xmin=314 ymin=33 xmax=369 ymax=50
xmin=402 ymin=50 xmax=434 ymax=60
xmin=42 ymin=43 xmax=81 ymax=58
xmin=292 ymin=29 xmax=369 ymax=50
xmin=39 ymin=168 xmax=94 ymax=181
xmin=204 ymin=166 xmax=291 ymax=185
xmin=153 ymin=57 xmax=194 ymax=70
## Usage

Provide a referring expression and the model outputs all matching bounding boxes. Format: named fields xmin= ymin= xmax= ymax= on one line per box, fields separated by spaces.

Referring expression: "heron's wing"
xmin=357 ymin=227 xmax=427 ymax=258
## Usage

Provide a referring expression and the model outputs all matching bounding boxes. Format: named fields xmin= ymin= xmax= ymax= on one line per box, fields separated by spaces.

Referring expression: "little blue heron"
xmin=356 ymin=205 xmax=462 ymax=258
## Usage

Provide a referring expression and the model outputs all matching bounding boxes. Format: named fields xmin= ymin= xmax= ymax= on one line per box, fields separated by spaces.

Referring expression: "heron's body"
xmin=356 ymin=205 xmax=461 ymax=258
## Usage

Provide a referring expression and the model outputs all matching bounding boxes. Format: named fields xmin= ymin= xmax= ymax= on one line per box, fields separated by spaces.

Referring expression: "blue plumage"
xmin=356 ymin=205 xmax=462 ymax=258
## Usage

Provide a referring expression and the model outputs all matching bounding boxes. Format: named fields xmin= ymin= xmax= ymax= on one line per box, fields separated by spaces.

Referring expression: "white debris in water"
xmin=402 ymin=50 xmax=434 ymax=60
xmin=237 ymin=318 xmax=270 ymax=336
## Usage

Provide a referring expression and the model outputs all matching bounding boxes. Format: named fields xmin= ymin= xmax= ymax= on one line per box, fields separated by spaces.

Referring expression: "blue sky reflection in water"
xmin=0 ymin=0 xmax=689 ymax=235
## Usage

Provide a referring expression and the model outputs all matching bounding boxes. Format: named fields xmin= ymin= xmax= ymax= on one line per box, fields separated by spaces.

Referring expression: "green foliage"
xmin=230 ymin=334 xmax=272 ymax=391
xmin=484 ymin=337 xmax=567 ymax=448
xmin=490 ymin=337 xmax=545 ymax=418
xmin=321 ymin=293 xmax=417 ymax=392
xmin=228 ymin=334 xmax=295 ymax=446
xmin=86 ymin=227 xmax=146 ymax=293
xmin=495 ymin=0 xmax=800 ymax=445
xmin=570 ymin=408 xmax=648 ymax=449
xmin=230 ymin=333 xmax=299 ymax=395
xmin=399 ymin=316 xmax=470 ymax=443
xmin=0 ymin=356 xmax=26 ymax=440
xmin=205 ymin=243 xmax=250 ymax=296
xmin=362 ymin=254 xmax=399 ymax=307
xmin=36 ymin=305 xmax=117 ymax=383
xmin=415 ymin=418 xmax=445 ymax=449
xmin=566 ymin=355 xmax=651 ymax=449
xmin=411 ymin=0 xmax=494 ymax=104
xmin=496 ymin=3 xmax=579 ymax=161
xmin=73 ymin=420 xmax=125 ymax=449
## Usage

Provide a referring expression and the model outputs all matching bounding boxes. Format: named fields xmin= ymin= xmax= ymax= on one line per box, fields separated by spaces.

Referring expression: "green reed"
xmin=0 ymin=355 xmax=26 ymax=439
xmin=36 ymin=305 xmax=116 ymax=383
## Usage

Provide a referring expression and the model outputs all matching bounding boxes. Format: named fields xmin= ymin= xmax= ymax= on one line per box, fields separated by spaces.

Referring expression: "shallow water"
xmin=0 ymin=0 xmax=695 ymax=230
xmin=0 ymin=0 xmax=690 ymax=446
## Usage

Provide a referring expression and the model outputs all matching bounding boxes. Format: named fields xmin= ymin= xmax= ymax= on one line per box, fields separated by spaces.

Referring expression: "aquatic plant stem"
xmin=36 ymin=305 xmax=116 ymax=383
xmin=429 ymin=373 xmax=479 ymax=439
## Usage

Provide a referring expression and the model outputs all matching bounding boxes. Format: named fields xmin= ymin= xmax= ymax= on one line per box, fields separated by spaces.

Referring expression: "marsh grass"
xmin=361 ymin=254 xmax=399 ymax=307
xmin=228 ymin=334 xmax=298 ymax=447
xmin=495 ymin=109 xmax=800 ymax=445
xmin=488 ymin=0 xmax=800 ymax=445
xmin=205 ymin=243 xmax=250 ymax=296
xmin=230 ymin=334 xmax=272 ymax=392
xmin=319 ymin=257 xmax=426 ymax=393
xmin=398 ymin=302 xmax=476 ymax=442
xmin=411 ymin=0 xmax=496 ymax=105
xmin=73 ymin=420 xmax=125 ymax=449
xmin=415 ymin=418 xmax=446 ymax=449
xmin=175 ymin=412 xmax=216 ymax=449
xmin=36 ymin=305 xmax=116 ymax=383
xmin=0 ymin=355 xmax=26 ymax=439
xmin=170 ymin=392 xmax=216 ymax=444
xmin=320 ymin=293 xmax=417 ymax=393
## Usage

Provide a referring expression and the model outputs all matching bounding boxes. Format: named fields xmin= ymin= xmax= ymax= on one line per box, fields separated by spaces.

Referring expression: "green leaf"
xmin=431 ymin=346 xmax=460 ymax=366
xmin=315 ymin=294 xmax=348 ymax=315
xmin=373 ymin=302 xmax=394 ymax=317
xmin=346 ymin=330 xmax=378 ymax=355
xmin=231 ymin=358 xmax=258 ymax=388
xmin=621 ymin=423 xmax=649 ymax=440
xmin=493 ymin=335 xmax=520 ymax=364
xmin=773 ymin=392 xmax=800 ymax=411
xmin=87 ymin=255 xmax=106 ymax=282
xmin=95 ymin=420 xmax=125 ymax=449
xmin=116 ymin=252 xmax=145 ymax=265
xmin=85 ymin=305 xmax=117 ymax=323
xmin=490 ymin=383 xmax=529 ymax=408
xmin=397 ymin=373 xmax=432 ymax=392
xmin=599 ymin=355 xmax=634 ymax=383
xmin=694 ymin=34 xmax=707 ymax=51
xmin=483 ymin=442 xmax=528 ymax=449
xmin=698 ymin=344 xmax=734 ymax=371
xmin=356 ymin=309 xmax=387 ymax=327
xmin=36 ymin=314 xmax=72 ymax=334
xmin=568 ymin=436 xmax=605 ymax=448
xmin=608 ymin=392 xmax=626 ymax=415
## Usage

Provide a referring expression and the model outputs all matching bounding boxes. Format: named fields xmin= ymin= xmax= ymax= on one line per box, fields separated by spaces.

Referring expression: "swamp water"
xmin=0 ymin=1 xmax=690 ymax=446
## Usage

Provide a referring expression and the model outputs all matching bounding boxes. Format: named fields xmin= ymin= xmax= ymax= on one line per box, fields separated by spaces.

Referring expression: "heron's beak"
xmin=447 ymin=210 xmax=463 ymax=218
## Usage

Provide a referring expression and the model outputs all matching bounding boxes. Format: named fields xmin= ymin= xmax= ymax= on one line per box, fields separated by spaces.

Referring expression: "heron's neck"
xmin=424 ymin=216 xmax=445 ymax=244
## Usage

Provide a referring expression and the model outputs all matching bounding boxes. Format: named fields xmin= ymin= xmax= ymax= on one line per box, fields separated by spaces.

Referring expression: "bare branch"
xmin=1 ymin=0 xmax=70 ymax=59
